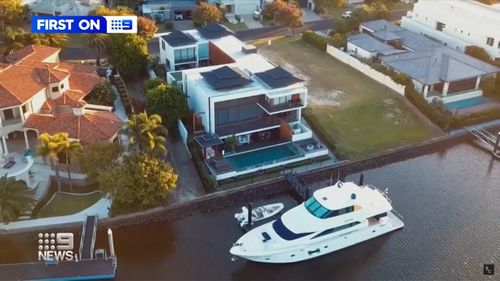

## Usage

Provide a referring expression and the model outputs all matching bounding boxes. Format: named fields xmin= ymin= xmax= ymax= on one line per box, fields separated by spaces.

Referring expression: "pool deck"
xmin=454 ymin=100 xmax=500 ymax=115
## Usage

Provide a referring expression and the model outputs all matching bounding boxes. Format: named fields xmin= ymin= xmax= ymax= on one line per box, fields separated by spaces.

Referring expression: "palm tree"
xmin=123 ymin=113 xmax=168 ymax=156
xmin=62 ymin=140 xmax=82 ymax=191
xmin=36 ymin=132 xmax=73 ymax=192
xmin=86 ymin=34 xmax=107 ymax=66
xmin=0 ymin=174 xmax=35 ymax=223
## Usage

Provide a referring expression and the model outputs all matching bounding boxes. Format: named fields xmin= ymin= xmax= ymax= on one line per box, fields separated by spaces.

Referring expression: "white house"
xmin=352 ymin=20 xmax=499 ymax=104
xmin=158 ymin=25 xmax=329 ymax=180
xmin=401 ymin=0 xmax=500 ymax=61
xmin=208 ymin=0 xmax=261 ymax=15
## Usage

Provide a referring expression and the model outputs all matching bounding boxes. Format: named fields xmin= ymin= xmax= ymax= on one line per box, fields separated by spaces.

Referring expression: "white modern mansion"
xmin=401 ymin=0 xmax=500 ymax=61
xmin=158 ymin=24 xmax=328 ymax=180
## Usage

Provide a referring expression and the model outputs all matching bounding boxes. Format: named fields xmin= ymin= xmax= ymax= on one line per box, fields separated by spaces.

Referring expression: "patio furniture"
xmin=3 ymin=160 xmax=16 ymax=169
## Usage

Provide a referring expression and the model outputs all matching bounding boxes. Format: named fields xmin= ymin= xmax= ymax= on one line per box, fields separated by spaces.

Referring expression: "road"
xmin=145 ymin=19 xmax=333 ymax=56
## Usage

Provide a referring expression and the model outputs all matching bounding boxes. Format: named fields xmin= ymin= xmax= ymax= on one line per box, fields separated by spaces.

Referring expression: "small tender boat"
xmin=235 ymin=203 xmax=284 ymax=227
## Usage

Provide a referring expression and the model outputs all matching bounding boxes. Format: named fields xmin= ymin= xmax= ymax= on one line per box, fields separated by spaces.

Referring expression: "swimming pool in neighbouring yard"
xmin=224 ymin=143 xmax=301 ymax=171
xmin=445 ymin=96 xmax=489 ymax=110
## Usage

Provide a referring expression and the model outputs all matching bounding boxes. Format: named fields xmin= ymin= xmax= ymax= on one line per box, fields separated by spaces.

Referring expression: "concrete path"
xmin=0 ymin=197 xmax=111 ymax=232
xmin=165 ymin=129 xmax=205 ymax=203
xmin=241 ymin=15 xmax=263 ymax=29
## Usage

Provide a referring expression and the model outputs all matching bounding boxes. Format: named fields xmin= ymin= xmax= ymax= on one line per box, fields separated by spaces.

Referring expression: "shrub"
xmin=480 ymin=76 xmax=500 ymax=99
xmin=302 ymin=30 xmax=328 ymax=52
xmin=330 ymin=33 xmax=346 ymax=48
xmin=85 ymin=81 xmax=115 ymax=106
xmin=188 ymin=139 xmax=218 ymax=193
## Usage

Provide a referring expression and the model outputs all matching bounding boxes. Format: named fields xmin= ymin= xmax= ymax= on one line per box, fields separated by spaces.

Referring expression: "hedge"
xmin=187 ymin=139 xmax=218 ymax=193
xmin=404 ymin=85 xmax=453 ymax=130
xmin=302 ymin=30 xmax=328 ymax=52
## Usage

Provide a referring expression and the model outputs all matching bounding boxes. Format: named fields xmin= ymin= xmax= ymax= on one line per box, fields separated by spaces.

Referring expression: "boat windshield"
xmin=304 ymin=197 xmax=354 ymax=219
xmin=272 ymin=218 xmax=312 ymax=241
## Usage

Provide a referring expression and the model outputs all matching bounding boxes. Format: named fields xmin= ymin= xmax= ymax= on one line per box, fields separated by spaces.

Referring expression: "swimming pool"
xmin=445 ymin=96 xmax=489 ymax=110
xmin=224 ymin=143 xmax=301 ymax=171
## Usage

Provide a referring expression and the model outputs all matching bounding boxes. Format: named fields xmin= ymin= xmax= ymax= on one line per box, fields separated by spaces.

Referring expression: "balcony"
xmin=257 ymin=98 xmax=304 ymax=114
xmin=215 ymin=115 xmax=297 ymax=137
xmin=1 ymin=118 xmax=23 ymax=127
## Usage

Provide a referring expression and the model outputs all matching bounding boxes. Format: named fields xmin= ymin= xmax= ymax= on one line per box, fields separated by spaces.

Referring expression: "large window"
xmin=312 ymin=222 xmax=361 ymax=239
xmin=305 ymin=197 xmax=355 ymax=219
xmin=51 ymin=86 xmax=59 ymax=92
xmin=215 ymin=104 xmax=261 ymax=126
xmin=174 ymin=47 xmax=196 ymax=62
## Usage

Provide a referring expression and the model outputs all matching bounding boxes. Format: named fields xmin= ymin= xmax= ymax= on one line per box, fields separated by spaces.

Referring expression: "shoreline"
xmin=1 ymin=124 xmax=498 ymax=236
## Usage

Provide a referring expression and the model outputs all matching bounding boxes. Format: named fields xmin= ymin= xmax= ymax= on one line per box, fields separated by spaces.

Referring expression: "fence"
xmin=325 ymin=45 xmax=406 ymax=96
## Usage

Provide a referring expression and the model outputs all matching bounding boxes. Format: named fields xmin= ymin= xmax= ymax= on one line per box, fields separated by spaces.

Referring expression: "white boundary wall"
xmin=326 ymin=45 xmax=406 ymax=95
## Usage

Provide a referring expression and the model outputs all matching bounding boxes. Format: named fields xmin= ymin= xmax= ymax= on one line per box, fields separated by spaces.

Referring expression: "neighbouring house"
xmin=208 ymin=0 xmax=261 ymax=15
xmin=141 ymin=0 xmax=197 ymax=22
xmin=22 ymin=0 xmax=103 ymax=16
xmin=158 ymin=24 xmax=329 ymax=181
xmin=349 ymin=19 xmax=499 ymax=104
xmin=401 ymin=0 xmax=500 ymax=61
xmin=0 ymin=45 xmax=122 ymax=155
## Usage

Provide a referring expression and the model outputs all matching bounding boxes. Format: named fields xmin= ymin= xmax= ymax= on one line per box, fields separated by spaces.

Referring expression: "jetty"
xmin=0 ymin=216 xmax=117 ymax=280
xmin=467 ymin=127 xmax=500 ymax=158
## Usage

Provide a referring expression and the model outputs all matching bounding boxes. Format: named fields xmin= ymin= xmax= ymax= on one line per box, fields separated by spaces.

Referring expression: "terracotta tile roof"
xmin=0 ymin=65 xmax=48 ymax=107
xmin=50 ymin=90 xmax=87 ymax=108
xmin=25 ymin=110 xmax=122 ymax=144
xmin=4 ymin=45 xmax=60 ymax=64
xmin=0 ymin=83 xmax=22 ymax=108
xmin=56 ymin=63 xmax=102 ymax=95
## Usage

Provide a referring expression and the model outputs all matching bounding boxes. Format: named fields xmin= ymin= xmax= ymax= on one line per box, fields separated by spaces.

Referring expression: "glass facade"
xmin=215 ymin=103 xmax=262 ymax=126
xmin=174 ymin=47 xmax=196 ymax=62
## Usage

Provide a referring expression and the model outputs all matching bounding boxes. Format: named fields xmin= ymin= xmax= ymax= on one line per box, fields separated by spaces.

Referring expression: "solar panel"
xmin=214 ymin=66 xmax=240 ymax=80
xmin=269 ymin=68 xmax=291 ymax=79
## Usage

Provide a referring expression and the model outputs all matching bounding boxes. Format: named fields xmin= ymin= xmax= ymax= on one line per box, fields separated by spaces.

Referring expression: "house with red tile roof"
xmin=0 ymin=45 xmax=122 ymax=154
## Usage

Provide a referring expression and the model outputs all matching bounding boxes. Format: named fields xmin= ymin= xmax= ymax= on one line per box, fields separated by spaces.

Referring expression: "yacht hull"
xmin=231 ymin=211 xmax=404 ymax=263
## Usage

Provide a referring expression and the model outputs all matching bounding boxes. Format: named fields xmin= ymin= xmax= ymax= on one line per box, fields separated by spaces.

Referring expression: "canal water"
xmin=0 ymin=143 xmax=499 ymax=280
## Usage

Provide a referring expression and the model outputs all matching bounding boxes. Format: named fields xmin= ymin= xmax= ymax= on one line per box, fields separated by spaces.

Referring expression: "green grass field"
xmin=259 ymin=38 xmax=443 ymax=159
xmin=37 ymin=191 xmax=104 ymax=218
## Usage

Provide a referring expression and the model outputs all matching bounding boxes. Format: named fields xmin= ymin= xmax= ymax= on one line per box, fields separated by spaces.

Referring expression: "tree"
xmin=274 ymin=3 xmax=303 ymax=36
xmin=86 ymin=33 xmax=107 ymax=66
xmin=85 ymin=81 xmax=115 ymax=106
xmin=107 ymin=33 xmax=150 ymax=78
xmin=145 ymin=82 xmax=189 ymax=129
xmin=262 ymin=0 xmax=287 ymax=21
xmin=330 ymin=33 xmax=346 ymax=48
xmin=61 ymin=140 xmax=82 ymax=191
xmin=97 ymin=154 xmax=178 ymax=215
xmin=3 ymin=26 xmax=68 ymax=55
xmin=192 ymin=3 xmax=222 ymax=27
xmin=137 ymin=16 xmax=158 ymax=41
xmin=37 ymin=133 xmax=74 ymax=192
xmin=93 ymin=6 xmax=158 ymax=41
xmin=0 ymin=175 xmax=34 ymax=222
xmin=123 ymin=113 xmax=168 ymax=156
xmin=78 ymin=142 xmax=123 ymax=184
xmin=224 ymin=135 xmax=239 ymax=152
xmin=0 ymin=0 xmax=23 ymax=31
xmin=465 ymin=45 xmax=496 ymax=65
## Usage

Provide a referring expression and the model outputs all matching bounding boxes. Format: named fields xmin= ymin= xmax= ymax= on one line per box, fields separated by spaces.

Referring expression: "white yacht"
xmin=230 ymin=181 xmax=404 ymax=263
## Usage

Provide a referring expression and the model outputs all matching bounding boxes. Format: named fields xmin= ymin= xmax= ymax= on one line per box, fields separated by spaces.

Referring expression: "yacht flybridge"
xmin=230 ymin=181 xmax=404 ymax=263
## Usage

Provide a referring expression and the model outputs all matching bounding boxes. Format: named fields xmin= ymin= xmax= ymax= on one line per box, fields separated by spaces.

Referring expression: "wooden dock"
xmin=467 ymin=127 xmax=500 ymax=158
xmin=0 ymin=216 xmax=117 ymax=280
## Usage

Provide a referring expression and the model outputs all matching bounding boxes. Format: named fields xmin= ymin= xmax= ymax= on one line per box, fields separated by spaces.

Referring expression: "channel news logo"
xmin=37 ymin=232 xmax=78 ymax=262
xmin=31 ymin=16 xmax=137 ymax=34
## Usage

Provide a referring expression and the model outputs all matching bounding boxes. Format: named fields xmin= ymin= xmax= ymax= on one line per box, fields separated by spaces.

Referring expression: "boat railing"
xmin=391 ymin=209 xmax=404 ymax=220
xmin=366 ymin=184 xmax=392 ymax=204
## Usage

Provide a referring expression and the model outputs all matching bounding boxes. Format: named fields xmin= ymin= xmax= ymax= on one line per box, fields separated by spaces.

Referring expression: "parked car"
xmin=342 ymin=11 xmax=352 ymax=18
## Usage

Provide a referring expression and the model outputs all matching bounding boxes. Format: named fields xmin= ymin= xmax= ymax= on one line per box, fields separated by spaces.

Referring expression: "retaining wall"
xmin=325 ymin=45 xmax=406 ymax=95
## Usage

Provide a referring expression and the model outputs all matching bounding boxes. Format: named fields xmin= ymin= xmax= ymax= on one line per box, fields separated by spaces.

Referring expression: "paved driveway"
xmin=240 ymin=15 xmax=263 ymax=29
xmin=302 ymin=9 xmax=322 ymax=23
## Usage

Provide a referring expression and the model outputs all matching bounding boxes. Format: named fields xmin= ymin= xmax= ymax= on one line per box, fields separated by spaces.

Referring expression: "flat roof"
xmin=255 ymin=67 xmax=304 ymax=89
xmin=162 ymin=30 xmax=197 ymax=47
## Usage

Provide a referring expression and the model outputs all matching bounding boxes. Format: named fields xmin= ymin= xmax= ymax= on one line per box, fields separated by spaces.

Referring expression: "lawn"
xmin=37 ymin=191 xmax=104 ymax=218
xmin=224 ymin=22 xmax=248 ymax=31
xmin=258 ymin=38 xmax=444 ymax=159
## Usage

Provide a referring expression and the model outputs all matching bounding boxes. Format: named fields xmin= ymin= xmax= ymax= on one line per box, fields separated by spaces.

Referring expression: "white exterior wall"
xmin=346 ymin=42 xmax=375 ymax=59
xmin=30 ymin=89 xmax=47 ymax=113
xmin=159 ymin=37 xmax=175 ymax=70
xmin=185 ymin=79 xmax=211 ymax=132
xmin=401 ymin=0 xmax=500 ymax=59
xmin=427 ymin=89 xmax=483 ymax=104
xmin=234 ymin=0 xmax=260 ymax=15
